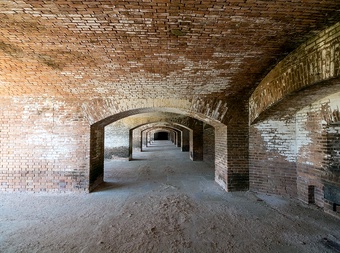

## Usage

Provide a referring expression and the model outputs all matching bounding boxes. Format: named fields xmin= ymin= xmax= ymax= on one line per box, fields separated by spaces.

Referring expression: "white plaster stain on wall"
xmin=255 ymin=119 xmax=297 ymax=163
xmin=295 ymin=91 xmax=340 ymax=165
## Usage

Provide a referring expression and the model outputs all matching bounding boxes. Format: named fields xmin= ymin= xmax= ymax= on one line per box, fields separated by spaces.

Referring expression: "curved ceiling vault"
xmin=131 ymin=120 xmax=191 ymax=132
xmin=141 ymin=127 xmax=181 ymax=138
xmin=0 ymin=0 xmax=339 ymax=105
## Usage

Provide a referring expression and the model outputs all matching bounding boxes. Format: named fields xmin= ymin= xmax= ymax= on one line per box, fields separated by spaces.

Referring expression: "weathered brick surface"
xmin=105 ymin=121 xmax=130 ymax=159
xmin=188 ymin=118 xmax=203 ymax=161
xmin=203 ymin=124 xmax=215 ymax=164
xmin=249 ymin=90 xmax=340 ymax=217
xmin=215 ymin=124 xmax=228 ymax=191
xmin=0 ymin=1 xmax=338 ymax=100
xmin=89 ymin=124 xmax=104 ymax=190
xmin=250 ymin=22 xmax=340 ymax=123
xmin=296 ymin=92 xmax=340 ymax=213
xmin=225 ymin=99 xmax=249 ymax=191
xmin=0 ymin=1 xmax=339 ymax=220
xmin=0 ymin=98 xmax=89 ymax=192
xmin=249 ymin=119 xmax=298 ymax=197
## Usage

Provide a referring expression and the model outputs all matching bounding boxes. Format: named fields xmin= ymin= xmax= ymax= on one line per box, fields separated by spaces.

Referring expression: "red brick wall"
xmin=0 ymin=98 xmax=89 ymax=192
xmin=324 ymin=124 xmax=340 ymax=217
xmin=215 ymin=124 xmax=229 ymax=191
xmin=249 ymin=90 xmax=340 ymax=217
xmin=90 ymin=124 xmax=104 ymax=190
xmin=250 ymin=22 xmax=340 ymax=123
xmin=226 ymin=102 xmax=249 ymax=191
xmin=296 ymin=93 xmax=340 ymax=213
xmin=188 ymin=119 xmax=203 ymax=161
xmin=203 ymin=124 xmax=215 ymax=164
xmin=249 ymin=119 xmax=297 ymax=197
xmin=215 ymin=100 xmax=249 ymax=192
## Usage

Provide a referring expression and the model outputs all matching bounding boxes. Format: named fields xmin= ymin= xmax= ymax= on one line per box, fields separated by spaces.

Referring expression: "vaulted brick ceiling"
xmin=0 ymin=0 xmax=339 ymax=100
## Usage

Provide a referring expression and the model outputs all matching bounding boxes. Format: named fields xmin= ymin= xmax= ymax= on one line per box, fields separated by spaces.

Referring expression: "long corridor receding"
xmin=102 ymin=140 xmax=215 ymax=190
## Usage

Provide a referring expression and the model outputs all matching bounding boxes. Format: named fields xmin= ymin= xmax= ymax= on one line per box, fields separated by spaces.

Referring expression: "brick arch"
xmin=82 ymin=98 xmax=224 ymax=127
xmin=249 ymin=22 xmax=340 ymax=123
xmin=131 ymin=121 xmax=192 ymax=132
xmin=143 ymin=127 xmax=177 ymax=142
xmin=129 ymin=121 xmax=191 ymax=160
xmin=90 ymin=106 xmax=248 ymax=193
xmin=250 ymin=78 xmax=340 ymax=123
xmin=142 ymin=126 xmax=178 ymax=142
xmin=89 ymin=108 xmax=220 ymax=191
xmin=249 ymin=80 xmax=340 ymax=216
xmin=140 ymin=123 xmax=188 ymax=148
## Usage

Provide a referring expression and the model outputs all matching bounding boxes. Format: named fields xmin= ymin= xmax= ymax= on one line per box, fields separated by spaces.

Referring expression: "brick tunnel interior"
xmin=90 ymin=110 xmax=221 ymax=191
xmin=153 ymin=131 xmax=169 ymax=140
xmin=1 ymin=1 xmax=340 ymax=252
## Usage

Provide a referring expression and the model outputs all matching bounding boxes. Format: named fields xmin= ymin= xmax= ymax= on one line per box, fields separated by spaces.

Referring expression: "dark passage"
xmin=154 ymin=131 xmax=169 ymax=140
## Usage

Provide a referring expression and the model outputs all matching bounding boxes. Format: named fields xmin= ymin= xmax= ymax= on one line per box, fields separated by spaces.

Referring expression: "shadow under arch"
xmin=249 ymin=78 xmax=340 ymax=217
xmin=142 ymin=127 xmax=179 ymax=146
xmin=90 ymin=107 xmax=223 ymax=192
xmin=250 ymin=78 xmax=340 ymax=124
xmin=129 ymin=121 xmax=194 ymax=160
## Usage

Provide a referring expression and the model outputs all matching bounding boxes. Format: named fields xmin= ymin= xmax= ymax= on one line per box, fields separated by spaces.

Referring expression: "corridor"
xmin=0 ymin=141 xmax=339 ymax=253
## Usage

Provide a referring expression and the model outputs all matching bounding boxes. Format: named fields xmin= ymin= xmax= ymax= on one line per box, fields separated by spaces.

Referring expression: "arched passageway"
xmin=100 ymin=111 xmax=218 ymax=191
xmin=153 ymin=131 xmax=169 ymax=140
xmin=91 ymin=107 xmax=248 ymax=193
xmin=104 ymin=137 xmax=215 ymax=189
xmin=104 ymin=137 xmax=214 ymax=187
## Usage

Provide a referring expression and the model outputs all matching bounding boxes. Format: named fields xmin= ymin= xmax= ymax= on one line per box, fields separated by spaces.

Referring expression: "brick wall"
xmin=132 ymin=129 xmax=142 ymax=151
xmin=215 ymin=100 xmax=249 ymax=192
xmin=0 ymin=97 xmax=89 ymax=192
xmin=0 ymin=95 xmax=260 ymax=196
xmin=250 ymin=22 xmax=340 ymax=123
xmin=325 ymin=124 xmax=340 ymax=217
xmin=296 ymin=92 xmax=340 ymax=214
xmin=188 ymin=119 xmax=203 ymax=161
xmin=249 ymin=90 xmax=340 ymax=217
xmin=226 ymin=101 xmax=249 ymax=191
xmin=249 ymin=119 xmax=297 ymax=197
xmin=90 ymin=124 xmax=104 ymax=190
xmin=203 ymin=124 xmax=215 ymax=164
xmin=215 ymin=124 xmax=228 ymax=191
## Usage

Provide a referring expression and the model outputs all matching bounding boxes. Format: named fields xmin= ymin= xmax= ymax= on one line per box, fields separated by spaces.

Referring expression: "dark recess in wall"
xmin=154 ymin=132 xmax=169 ymax=140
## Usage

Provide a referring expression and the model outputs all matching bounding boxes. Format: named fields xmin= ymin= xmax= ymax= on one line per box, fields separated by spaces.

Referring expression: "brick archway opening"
xmin=154 ymin=131 xmax=169 ymax=140
xmin=89 ymin=108 xmax=222 ymax=192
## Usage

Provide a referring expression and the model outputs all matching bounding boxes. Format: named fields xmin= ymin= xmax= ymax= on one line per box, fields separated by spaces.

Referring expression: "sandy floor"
xmin=0 ymin=141 xmax=339 ymax=253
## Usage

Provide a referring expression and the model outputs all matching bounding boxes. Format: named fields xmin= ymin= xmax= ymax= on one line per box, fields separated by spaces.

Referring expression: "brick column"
xmin=189 ymin=119 xmax=203 ymax=161
xmin=181 ymin=128 xmax=190 ymax=152
xmin=90 ymin=124 xmax=104 ymax=191
xmin=177 ymin=130 xmax=182 ymax=147
xmin=226 ymin=101 xmax=249 ymax=191
xmin=129 ymin=129 xmax=133 ymax=161
xmin=215 ymin=100 xmax=249 ymax=192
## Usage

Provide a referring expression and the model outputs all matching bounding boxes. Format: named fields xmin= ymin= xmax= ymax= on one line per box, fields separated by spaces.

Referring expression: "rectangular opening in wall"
xmin=324 ymin=183 xmax=340 ymax=213
xmin=308 ymin=185 xmax=315 ymax=204
xmin=333 ymin=203 xmax=337 ymax=212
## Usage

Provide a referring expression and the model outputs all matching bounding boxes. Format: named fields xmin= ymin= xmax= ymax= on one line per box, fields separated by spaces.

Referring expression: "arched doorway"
xmin=89 ymin=108 xmax=237 ymax=192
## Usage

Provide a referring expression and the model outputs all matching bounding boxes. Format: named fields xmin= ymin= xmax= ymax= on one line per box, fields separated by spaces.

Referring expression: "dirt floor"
xmin=1 ymin=141 xmax=340 ymax=253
